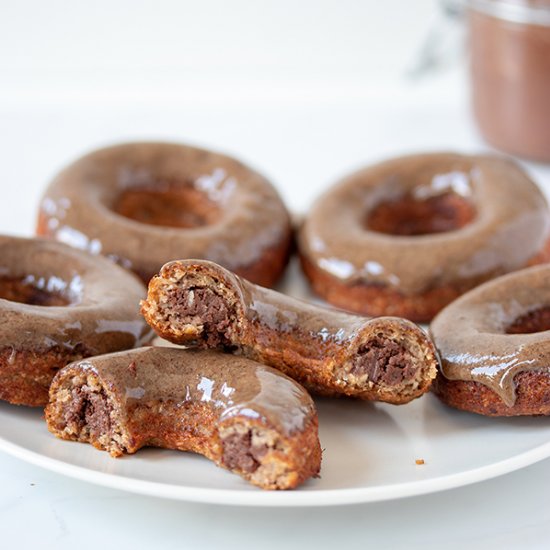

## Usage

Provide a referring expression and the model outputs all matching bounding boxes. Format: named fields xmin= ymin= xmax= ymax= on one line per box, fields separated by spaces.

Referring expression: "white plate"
xmin=2 ymin=396 xmax=550 ymax=506
xmin=1 ymin=261 xmax=550 ymax=506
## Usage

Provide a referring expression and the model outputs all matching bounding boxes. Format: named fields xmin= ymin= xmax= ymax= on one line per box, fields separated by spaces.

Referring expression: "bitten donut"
xmin=431 ymin=264 xmax=550 ymax=416
xmin=141 ymin=260 xmax=438 ymax=404
xmin=298 ymin=153 xmax=550 ymax=322
xmin=36 ymin=142 xmax=292 ymax=287
xmin=0 ymin=236 xmax=152 ymax=407
xmin=45 ymin=347 xmax=322 ymax=490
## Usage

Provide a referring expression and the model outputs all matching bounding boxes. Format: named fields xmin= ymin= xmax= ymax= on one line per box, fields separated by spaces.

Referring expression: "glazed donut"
xmin=430 ymin=264 xmax=550 ymax=416
xmin=0 ymin=236 xmax=152 ymax=407
xmin=140 ymin=260 xmax=438 ymax=405
xmin=45 ymin=347 xmax=322 ymax=490
xmin=36 ymin=142 xmax=292 ymax=287
xmin=298 ymin=153 xmax=550 ymax=322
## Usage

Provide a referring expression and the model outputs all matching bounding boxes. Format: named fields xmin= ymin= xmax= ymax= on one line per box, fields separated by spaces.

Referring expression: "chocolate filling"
xmin=114 ymin=182 xmax=221 ymax=228
xmin=167 ymin=285 xmax=234 ymax=347
xmin=351 ymin=336 xmax=418 ymax=385
xmin=0 ymin=276 xmax=71 ymax=306
xmin=64 ymin=386 xmax=114 ymax=438
xmin=506 ymin=306 xmax=550 ymax=335
xmin=367 ymin=192 xmax=476 ymax=236
xmin=221 ymin=430 xmax=269 ymax=474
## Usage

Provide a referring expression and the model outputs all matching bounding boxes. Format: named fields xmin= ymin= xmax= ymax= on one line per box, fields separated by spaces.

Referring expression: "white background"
xmin=1 ymin=1 xmax=550 ymax=548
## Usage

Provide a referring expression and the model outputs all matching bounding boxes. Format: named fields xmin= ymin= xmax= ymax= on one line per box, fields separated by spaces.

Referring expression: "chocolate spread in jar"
xmin=469 ymin=0 xmax=550 ymax=161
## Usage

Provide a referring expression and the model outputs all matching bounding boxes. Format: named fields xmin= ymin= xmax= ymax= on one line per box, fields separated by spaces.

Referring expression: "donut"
xmin=0 ymin=236 xmax=153 ymax=407
xmin=36 ymin=142 xmax=292 ymax=287
xmin=298 ymin=153 xmax=550 ymax=322
xmin=45 ymin=347 xmax=322 ymax=490
xmin=140 ymin=259 xmax=438 ymax=404
xmin=430 ymin=264 xmax=550 ymax=416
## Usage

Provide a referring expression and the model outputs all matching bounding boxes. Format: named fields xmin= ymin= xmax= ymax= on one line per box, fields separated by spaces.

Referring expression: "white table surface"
xmin=1 ymin=1 xmax=550 ymax=548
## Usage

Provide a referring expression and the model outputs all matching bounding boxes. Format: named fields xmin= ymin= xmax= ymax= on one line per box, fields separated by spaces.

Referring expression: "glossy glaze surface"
xmin=0 ymin=235 xmax=152 ymax=353
xmin=37 ymin=142 xmax=291 ymax=281
xmin=430 ymin=264 xmax=550 ymax=406
xmin=66 ymin=347 xmax=315 ymax=435
xmin=242 ymin=281 xmax=369 ymax=350
xmin=163 ymin=259 xmax=428 ymax=360
xmin=145 ymin=259 xmax=437 ymax=405
xmin=299 ymin=153 xmax=550 ymax=295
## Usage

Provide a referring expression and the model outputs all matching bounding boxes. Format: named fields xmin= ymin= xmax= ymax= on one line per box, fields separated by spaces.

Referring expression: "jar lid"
xmin=469 ymin=0 xmax=550 ymax=25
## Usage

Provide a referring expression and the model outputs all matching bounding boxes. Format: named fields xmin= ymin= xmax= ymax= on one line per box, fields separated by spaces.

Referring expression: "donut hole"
xmin=506 ymin=307 xmax=550 ymax=334
xmin=0 ymin=275 xmax=81 ymax=306
xmin=366 ymin=192 xmax=476 ymax=236
xmin=113 ymin=183 xmax=222 ymax=228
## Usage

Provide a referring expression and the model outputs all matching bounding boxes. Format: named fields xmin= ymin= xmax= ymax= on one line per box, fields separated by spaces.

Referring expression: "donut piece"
xmin=298 ymin=153 xmax=550 ymax=322
xmin=45 ymin=347 xmax=321 ymax=490
xmin=36 ymin=142 xmax=292 ymax=287
xmin=430 ymin=264 xmax=550 ymax=416
xmin=0 ymin=236 xmax=153 ymax=407
xmin=141 ymin=260 xmax=438 ymax=404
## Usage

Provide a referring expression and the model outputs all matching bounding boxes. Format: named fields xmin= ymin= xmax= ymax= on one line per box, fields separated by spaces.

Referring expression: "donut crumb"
xmin=141 ymin=267 xmax=240 ymax=349
xmin=219 ymin=423 xmax=295 ymax=489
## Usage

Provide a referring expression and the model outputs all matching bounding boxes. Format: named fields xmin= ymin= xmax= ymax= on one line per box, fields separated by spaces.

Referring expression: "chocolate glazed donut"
xmin=431 ymin=264 xmax=550 ymax=416
xmin=46 ymin=347 xmax=322 ymax=490
xmin=0 ymin=236 xmax=153 ymax=407
xmin=141 ymin=260 xmax=438 ymax=405
xmin=298 ymin=153 xmax=550 ymax=322
xmin=36 ymin=142 xmax=292 ymax=287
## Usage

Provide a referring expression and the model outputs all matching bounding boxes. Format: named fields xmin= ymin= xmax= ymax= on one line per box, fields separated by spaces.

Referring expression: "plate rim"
xmin=2 ymin=428 xmax=550 ymax=507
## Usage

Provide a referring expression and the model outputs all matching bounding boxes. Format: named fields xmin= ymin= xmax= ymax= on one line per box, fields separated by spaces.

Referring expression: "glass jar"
xmin=469 ymin=0 xmax=550 ymax=162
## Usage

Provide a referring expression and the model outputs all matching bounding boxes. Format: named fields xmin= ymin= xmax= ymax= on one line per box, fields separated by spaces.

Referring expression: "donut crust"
xmin=37 ymin=142 xmax=292 ymax=287
xmin=300 ymin=240 xmax=550 ymax=323
xmin=0 ymin=346 xmax=88 ymax=407
xmin=141 ymin=259 xmax=438 ymax=405
xmin=432 ymin=372 xmax=550 ymax=417
xmin=430 ymin=264 xmax=550 ymax=416
xmin=299 ymin=153 xmax=550 ymax=322
xmin=45 ymin=347 xmax=322 ymax=490
xmin=0 ymin=236 xmax=153 ymax=407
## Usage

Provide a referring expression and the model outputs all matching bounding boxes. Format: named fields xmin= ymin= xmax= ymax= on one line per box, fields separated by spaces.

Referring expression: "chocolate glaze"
xmin=36 ymin=142 xmax=291 ymax=284
xmin=470 ymin=1 xmax=550 ymax=161
xmin=0 ymin=235 xmax=152 ymax=355
xmin=299 ymin=153 xmax=550 ymax=295
xmin=142 ymin=260 xmax=438 ymax=403
xmin=430 ymin=264 xmax=550 ymax=406
xmin=56 ymin=347 xmax=315 ymax=436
